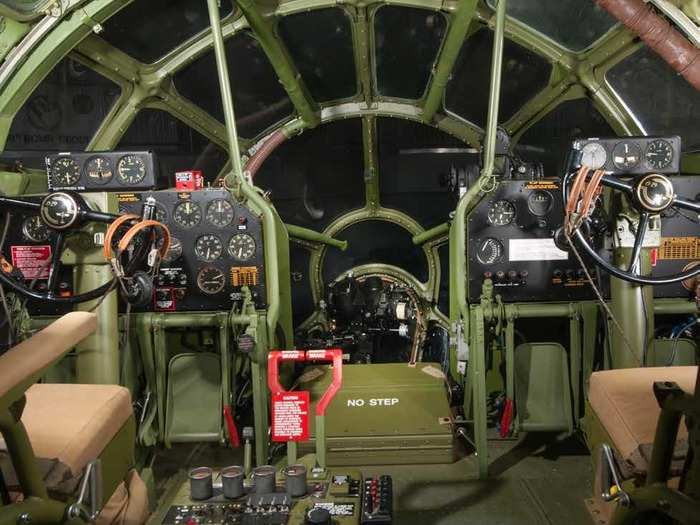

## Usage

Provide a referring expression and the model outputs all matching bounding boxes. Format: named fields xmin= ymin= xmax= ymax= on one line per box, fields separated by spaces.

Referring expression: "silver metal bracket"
xmin=67 ymin=459 xmax=103 ymax=523
xmin=600 ymin=444 xmax=631 ymax=507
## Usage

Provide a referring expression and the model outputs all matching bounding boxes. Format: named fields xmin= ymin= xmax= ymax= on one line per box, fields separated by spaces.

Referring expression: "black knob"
xmin=507 ymin=270 xmax=518 ymax=281
xmin=495 ymin=271 xmax=505 ymax=281
xmin=306 ymin=507 xmax=331 ymax=525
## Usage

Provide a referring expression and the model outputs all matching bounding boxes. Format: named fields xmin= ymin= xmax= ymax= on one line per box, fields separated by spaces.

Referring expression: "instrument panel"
xmin=118 ymin=188 xmax=266 ymax=311
xmin=572 ymin=136 xmax=681 ymax=175
xmin=47 ymin=151 xmax=156 ymax=192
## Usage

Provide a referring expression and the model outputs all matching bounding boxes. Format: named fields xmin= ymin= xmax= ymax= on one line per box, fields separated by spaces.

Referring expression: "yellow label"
xmin=659 ymin=237 xmax=700 ymax=260
xmin=116 ymin=193 xmax=140 ymax=202
xmin=525 ymin=180 xmax=559 ymax=190
xmin=230 ymin=266 xmax=258 ymax=287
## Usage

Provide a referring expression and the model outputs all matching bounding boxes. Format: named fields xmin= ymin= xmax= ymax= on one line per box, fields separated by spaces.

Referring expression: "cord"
xmin=667 ymin=317 xmax=698 ymax=366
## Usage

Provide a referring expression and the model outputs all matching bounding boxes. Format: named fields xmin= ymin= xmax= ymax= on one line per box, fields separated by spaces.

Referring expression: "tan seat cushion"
xmin=588 ymin=366 xmax=696 ymax=475
xmin=1 ymin=383 xmax=133 ymax=492
xmin=97 ymin=469 xmax=150 ymax=525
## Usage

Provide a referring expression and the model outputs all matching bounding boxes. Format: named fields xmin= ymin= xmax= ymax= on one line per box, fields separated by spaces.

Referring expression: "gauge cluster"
xmin=573 ymin=136 xmax=681 ymax=175
xmin=118 ymin=188 xmax=266 ymax=312
xmin=46 ymin=151 xmax=156 ymax=192
xmin=468 ymin=179 xmax=610 ymax=302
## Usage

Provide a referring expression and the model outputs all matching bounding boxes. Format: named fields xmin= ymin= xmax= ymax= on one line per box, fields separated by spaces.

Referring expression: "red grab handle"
xmin=267 ymin=348 xmax=343 ymax=416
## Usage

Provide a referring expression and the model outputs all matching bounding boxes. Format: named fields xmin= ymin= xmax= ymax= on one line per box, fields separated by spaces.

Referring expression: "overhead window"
xmin=117 ymin=109 xmax=228 ymax=185
xmin=374 ymin=6 xmax=446 ymax=99
xmin=278 ymin=8 xmax=357 ymax=103
xmin=174 ymin=32 xmax=294 ymax=138
xmin=607 ymin=47 xmax=700 ymax=151
xmin=445 ymin=29 xmax=552 ymax=128
xmin=100 ymin=0 xmax=234 ymax=63
xmin=486 ymin=0 xmax=616 ymax=52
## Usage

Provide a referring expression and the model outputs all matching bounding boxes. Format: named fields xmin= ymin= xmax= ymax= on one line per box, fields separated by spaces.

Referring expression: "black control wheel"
xmin=0 ymin=192 xmax=120 ymax=303
xmin=563 ymin=171 xmax=700 ymax=285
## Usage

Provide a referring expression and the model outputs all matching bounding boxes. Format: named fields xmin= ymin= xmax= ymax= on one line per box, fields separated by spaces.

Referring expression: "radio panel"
xmin=46 ymin=151 xmax=156 ymax=192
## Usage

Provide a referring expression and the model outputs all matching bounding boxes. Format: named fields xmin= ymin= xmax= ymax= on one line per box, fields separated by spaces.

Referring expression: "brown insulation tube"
xmin=596 ymin=0 xmax=700 ymax=92
xmin=245 ymin=129 xmax=288 ymax=179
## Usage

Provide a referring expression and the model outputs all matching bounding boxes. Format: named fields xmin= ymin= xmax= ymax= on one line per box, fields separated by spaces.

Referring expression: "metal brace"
xmin=67 ymin=459 xmax=103 ymax=523
xmin=600 ymin=444 xmax=631 ymax=507
xmin=452 ymin=321 xmax=469 ymax=375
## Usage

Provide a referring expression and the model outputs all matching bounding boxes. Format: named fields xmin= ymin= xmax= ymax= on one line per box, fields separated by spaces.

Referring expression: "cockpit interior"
xmin=1 ymin=0 xmax=700 ymax=524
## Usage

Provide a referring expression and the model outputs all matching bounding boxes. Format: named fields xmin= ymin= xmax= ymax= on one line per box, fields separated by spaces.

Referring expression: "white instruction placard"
xmin=508 ymin=238 xmax=568 ymax=262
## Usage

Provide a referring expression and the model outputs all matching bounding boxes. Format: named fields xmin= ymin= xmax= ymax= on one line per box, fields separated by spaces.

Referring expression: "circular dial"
xmin=487 ymin=200 xmax=516 ymax=226
xmin=228 ymin=233 xmax=256 ymax=261
xmin=527 ymin=190 xmax=553 ymax=217
xmin=51 ymin=157 xmax=80 ymax=187
xmin=645 ymin=139 xmax=674 ymax=170
xmin=40 ymin=192 xmax=79 ymax=229
xmin=476 ymin=238 xmax=504 ymax=265
xmin=116 ymin=154 xmax=146 ymax=184
xmin=21 ymin=216 xmax=50 ymax=242
xmin=206 ymin=199 xmax=234 ymax=227
xmin=612 ymin=141 xmax=642 ymax=170
xmin=635 ymin=174 xmax=675 ymax=212
xmin=173 ymin=201 xmax=202 ymax=228
xmin=197 ymin=266 xmax=226 ymax=295
xmin=162 ymin=237 xmax=183 ymax=263
xmin=195 ymin=234 xmax=223 ymax=261
xmin=154 ymin=203 xmax=167 ymax=223
xmin=84 ymin=156 xmax=113 ymax=185
xmin=580 ymin=142 xmax=607 ymax=170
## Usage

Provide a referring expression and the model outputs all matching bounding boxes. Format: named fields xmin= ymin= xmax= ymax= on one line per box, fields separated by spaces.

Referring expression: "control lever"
xmin=242 ymin=426 xmax=254 ymax=477
xmin=600 ymin=444 xmax=630 ymax=507
xmin=67 ymin=459 xmax=103 ymax=522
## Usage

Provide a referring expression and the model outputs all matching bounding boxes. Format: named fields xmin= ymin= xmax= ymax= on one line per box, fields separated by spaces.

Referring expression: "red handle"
xmin=267 ymin=348 xmax=343 ymax=416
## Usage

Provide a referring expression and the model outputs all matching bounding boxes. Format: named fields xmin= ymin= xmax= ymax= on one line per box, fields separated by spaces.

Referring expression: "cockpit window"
xmin=5 ymin=57 xmax=120 ymax=167
xmin=100 ymin=0 xmax=234 ymax=63
xmin=486 ymin=0 xmax=616 ymax=52
xmin=445 ymin=29 xmax=552 ymax=128
xmin=174 ymin=32 xmax=294 ymax=138
xmin=606 ymin=47 xmax=700 ymax=151
xmin=117 ymin=109 xmax=228 ymax=185
xmin=374 ymin=6 xmax=446 ymax=99
xmin=278 ymin=8 xmax=357 ymax=103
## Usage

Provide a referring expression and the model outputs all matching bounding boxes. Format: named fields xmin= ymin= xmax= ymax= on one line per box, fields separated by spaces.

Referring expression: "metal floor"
xmin=151 ymin=433 xmax=593 ymax=525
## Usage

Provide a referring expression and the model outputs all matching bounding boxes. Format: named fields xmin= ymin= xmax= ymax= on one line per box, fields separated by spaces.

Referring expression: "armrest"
xmin=0 ymin=312 xmax=97 ymax=408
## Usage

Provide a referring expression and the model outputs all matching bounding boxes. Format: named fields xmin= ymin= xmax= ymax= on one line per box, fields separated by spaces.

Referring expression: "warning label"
xmin=271 ymin=391 xmax=309 ymax=442
xmin=10 ymin=245 xmax=51 ymax=280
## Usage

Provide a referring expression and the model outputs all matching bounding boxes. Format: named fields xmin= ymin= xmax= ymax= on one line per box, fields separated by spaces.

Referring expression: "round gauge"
xmin=154 ymin=203 xmax=167 ymax=223
xmin=476 ymin=238 xmax=504 ymax=265
xmin=173 ymin=201 xmax=202 ymax=228
xmin=197 ymin=266 xmax=226 ymax=295
xmin=645 ymin=139 xmax=674 ymax=170
xmin=487 ymin=200 xmax=516 ymax=226
xmin=84 ymin=156 xmax=113 ymax=185
xmin=228 ymin=233 xmax=256 ymax=261
xmin=21 ymin=216 xmax=50 ymax=242
xmin=40 ymin=192 xmax=79 ymax=230
xmin=116 ymin=154 xmax=146 ymax=184
xmin=206 ymin=199 xmax=234 ymax=227
xmin=580 ymin=142 xmax=607 ymax=170
xmin=195 ymin=234 xmax=223 ymax=262
xmin=51 ymin=157 xmax=80 ymax=187
xmin=162 ymin=237 xmax=183 ymax=263
xmin=527 ymin=190 xmax=553 ymax=217
xmin=612 ymin=141 xmax=642 ymax=170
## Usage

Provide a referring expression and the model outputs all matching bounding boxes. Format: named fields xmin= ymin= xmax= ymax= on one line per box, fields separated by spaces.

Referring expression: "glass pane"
xmin=607 ymin=47 xmax=700 ymax=151
xmin=375 ymin=6 xmax=446 ymax=99
xmin=117 ymin=108 xmax=228 ymax=185
xmin=487 ymin=0 xmax=616 ymax=52
xmin=289 ymin=244 xmax=315 ymax=328
xmin=378 ymin=118 xmax=471 ymax=228
xmin=323 ymin=220 xmax=429 ymax=283
xmin=4 ymin=57 xmax=120 ymax=168
xmin=174 ymin=32 xmax=294 ymax=138
xmin=516 ymin=98 xmax=615 ymax=177
xmin=101 ymin=0 xmax=234 ymax=63
xmin=255 ymin=118 xmax=364 ymax=230
xmin=278 ymin=8 xmax=356 ymax=102
xmin=438 ymin=243 xmax=449 ymax=316
xmin=445 ymin=29 xmax=552 ymax=127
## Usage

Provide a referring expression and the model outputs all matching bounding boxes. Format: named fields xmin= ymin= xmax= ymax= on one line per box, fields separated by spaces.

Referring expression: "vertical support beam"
xmin=353 ymin=7 xmax=373 ymax=106
xmin=251 ymin=313 xmax=270 ymax=466
xmin=470 ymin=306 xmax=488 ymax=478
xmin=422 ymin=0 xmax=479 ymax=122
xmin=505 ymin=316 xmax=515 ymax=402
xmin=569 ymin=310 xmax=582 ymax=426
xmin=362 ymin=115 xmax=379 ymax=212
xmin=0 ymin=414 xmax=47 ymax=499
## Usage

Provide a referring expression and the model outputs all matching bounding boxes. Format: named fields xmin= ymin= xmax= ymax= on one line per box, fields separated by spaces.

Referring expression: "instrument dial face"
xmin=228 ymin=233 xmax=256 ymax=261
xmin=21 ymin=216 xmax=50 ymax=242
xmin=645 ymin=139 xmax=674 ymax=170
xmin=84 ymin=156 xmax=113 ymax=185
xmin=612 ymin=141 xmax=642 ymax=170
xmin=527 ymin=191 xmax=553 ymax=217
xmin=162 ymin=237 xmax=183 ymax=263
xmin=580 ymin=142 xmax=607 ymax=170
xmin=40 ymin=192 xmax=79 ymax=229
xmin=635 ymin=174 xmax=675 ymax=212
xmin=195 ymin=234 xmax=223 ymax=261
xmin=206 ymin=199 xmax=234 ymax=227
xmin=197 ymin=266 xmax=226 ymax=295
xmin=476 ymin=238 xmax=504 ymax=265
xmin=173 ymin=201 xmax=202 ymax=228
xmin=487 ymin=200 xmax=516 ymax=226
xmin=154 ymin=204 xmax=167 ymax=223
xmin=116 ymin=154 xmax=146 ymax=184
xmin=51 ymin=157 xmax=80 ymax=187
